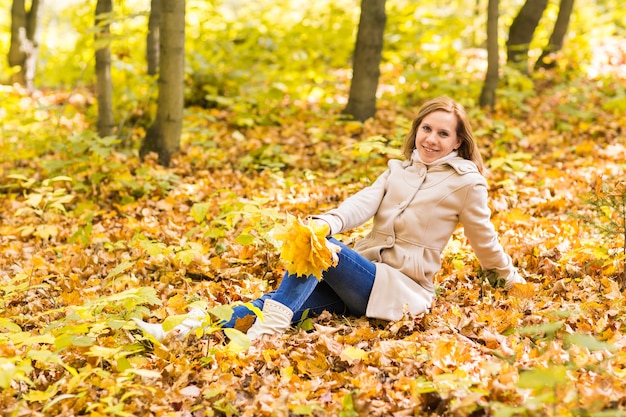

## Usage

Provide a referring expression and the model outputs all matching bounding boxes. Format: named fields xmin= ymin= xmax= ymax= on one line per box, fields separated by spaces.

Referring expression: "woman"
xmin=135 ymin=96 xmax=525 ymax=342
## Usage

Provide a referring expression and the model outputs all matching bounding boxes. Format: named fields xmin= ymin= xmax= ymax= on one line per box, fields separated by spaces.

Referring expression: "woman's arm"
xmin=459 ymin=182 xmax=526 ymax=289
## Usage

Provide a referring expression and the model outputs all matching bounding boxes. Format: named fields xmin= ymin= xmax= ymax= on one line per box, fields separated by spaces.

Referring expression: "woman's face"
xmin=414 ymin=111 xmax=461 ymax=163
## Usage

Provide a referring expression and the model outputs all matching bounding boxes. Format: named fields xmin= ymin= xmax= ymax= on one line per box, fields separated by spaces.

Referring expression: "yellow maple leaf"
xmin=270 ymin=215 xmax=341 ymax=280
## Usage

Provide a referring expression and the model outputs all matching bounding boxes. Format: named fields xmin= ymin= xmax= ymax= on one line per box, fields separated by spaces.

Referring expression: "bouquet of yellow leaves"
xmin=270 ymin=215 xmax=341 ymax=280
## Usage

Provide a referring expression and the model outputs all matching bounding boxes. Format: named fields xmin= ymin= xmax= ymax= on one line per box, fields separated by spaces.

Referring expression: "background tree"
xmin=95 ymin=0 xmax=114 ymax=137
xmin=535 ymin=0 xmax=575 ymax=70
xmin=139 ymin=0 xmax=185 ymax=167
xmin=343 ymin=0 xmax=386 ymax=122
xmin=8 ymin=0 xmax=43 ymax=89
xmin=479 ymin=0 xmax=499 ymax=108
xmin=146 ymin=0 xmax=161 ymax=76
xmin=506 ymin=0 xmax=549 ymax=73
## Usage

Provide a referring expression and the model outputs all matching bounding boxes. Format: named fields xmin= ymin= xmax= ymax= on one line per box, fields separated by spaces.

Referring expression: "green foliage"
xmin=9 ymin=174 xmax=74 ymax=216
xmin=43 ymin=132 xmax=119 ymax=174
xmin=336 ymin=117 xmax=407 ymax=182
xmin=487 ymin=152 xmax=534 ymax=178
xmin=238 ymin=143 xmax=292 ymax=172
xmin=185 ymin=0 xmax=358 ymax=121
xmin=295 ymin=309 xmax=314 ymax=332
xmin=338 ymin=391 xmax=359 ymax=417
xmin=495 ymin=66 xmax=536 ymax=115
xmin=5 ymin=174 xmax=74 ymax=240
xmin=192 ymin=193 xmax=282 ymax=249
xmin=0 ymin=274 xmax=48 ymax=315
xmin=2 ymin=128 xmax=179 ymax=208
xmin=576 ymin=177 xmax=626 ymax=288
xmin=132 ymin=234 xmax=205 ymax=270
xmin=383 ymin=1 xmax=484 ymax=105
xmin=122 ymin=165 xmax=180 ymax=200
xmin=0 ymin=269 xmax=160 ymax=392
xmin=352 ymin=134 xmax=403 ymax=160
xmin=473 ymin=119 xmax=535 ymax=178
xmin=485 ymin=319 xmax=620 ymax=416
xmin=3 ymin=0 xmax=618 ymax=134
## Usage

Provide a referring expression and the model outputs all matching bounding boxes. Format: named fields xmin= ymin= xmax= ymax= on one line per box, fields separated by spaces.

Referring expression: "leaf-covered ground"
xmin=1 ymin=82 xmax=626 ymax=416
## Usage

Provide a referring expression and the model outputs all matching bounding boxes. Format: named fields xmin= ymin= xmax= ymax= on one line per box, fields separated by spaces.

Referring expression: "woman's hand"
xmin=504 ymin=270 xmax=526 ymax=290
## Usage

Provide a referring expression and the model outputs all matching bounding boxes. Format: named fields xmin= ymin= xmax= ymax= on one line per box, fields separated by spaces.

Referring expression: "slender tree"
xmin=139 ymin=0 xmax=185 ymax=166
xmin=147 ymin=0 xmax=162 ymax=76
xmin=479 ymin=0 xmax=499 ymax=108
xmin=343 ymin=0 xmax=386 ymax=122
xmin=95 ymin=0 xmax=115 ymax=137
xmin=535 ymin=0 xmax=575 ymax=70
xmin=506 ymin=0 xmax=548 ymax=72
xmin=8 ymin=0 xmax=44 ymax=89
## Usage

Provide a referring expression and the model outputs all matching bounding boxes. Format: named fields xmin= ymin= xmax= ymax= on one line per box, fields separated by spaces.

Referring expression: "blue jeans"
xmin=221 ymin=238 xmax=376 ymax=327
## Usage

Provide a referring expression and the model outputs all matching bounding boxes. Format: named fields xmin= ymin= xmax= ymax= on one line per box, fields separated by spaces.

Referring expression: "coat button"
xmin=386 ymin=236 xmax=394 ymax=245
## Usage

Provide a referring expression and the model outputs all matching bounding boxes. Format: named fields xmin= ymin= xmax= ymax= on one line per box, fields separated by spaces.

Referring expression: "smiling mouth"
xmin=422 ymin=146 xmax=439 ymax=153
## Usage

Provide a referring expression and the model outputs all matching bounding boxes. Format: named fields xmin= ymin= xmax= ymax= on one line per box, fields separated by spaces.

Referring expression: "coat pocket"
xmin=404 ymin=245 xmax=434 ymax=293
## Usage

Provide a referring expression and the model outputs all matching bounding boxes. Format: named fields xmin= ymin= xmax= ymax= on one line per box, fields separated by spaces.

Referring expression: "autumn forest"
xmin=1 ymin=0 xmax=626 ymax=416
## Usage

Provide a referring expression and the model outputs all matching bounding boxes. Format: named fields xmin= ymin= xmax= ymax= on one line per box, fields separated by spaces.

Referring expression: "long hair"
xmin=402 ymin=96 xmax=485 ymax=175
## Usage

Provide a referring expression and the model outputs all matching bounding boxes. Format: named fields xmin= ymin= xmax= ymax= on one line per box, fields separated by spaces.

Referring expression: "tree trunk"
xmin=506 ymin=0 xmax=548 ymax=72
xmin=9 ymin=0 xmax=44 ymax=89
xmin=140 ymin=0 xmax=185 ymax=167
xmin=479 ymin=0 xmax=499 ymax=108
xmin=8 ymin=0 xmax=26 ymax=68
xmin=343 ymin=0 xmax=386 ymax=122
xmin=535 ymin=0 xmax=575 ymax=70
xmin=147 ymin=0 xmax=162 ymax=76
xmin=95 ymin=0 xmax=115 ymax=137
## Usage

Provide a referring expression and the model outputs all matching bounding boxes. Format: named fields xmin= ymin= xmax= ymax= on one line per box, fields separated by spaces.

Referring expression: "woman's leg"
xmin=219 ymin=294 xmax=270 ymax=329
xmin=221 ymin=281 xmax=348 ymax=328
xmin=292 ymin=281 xmax=348 ymax=322
xmin=222 ymin=238 xmax=376 ymax=328
xmin=271 ymin=238 xmax=375 ymax=316
xmin=317 ymin=238 xmax=376 ymax=316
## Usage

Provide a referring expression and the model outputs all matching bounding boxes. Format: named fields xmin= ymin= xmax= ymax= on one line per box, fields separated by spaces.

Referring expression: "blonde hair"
xmin=402 ymin=96 xmax=485 ymax=175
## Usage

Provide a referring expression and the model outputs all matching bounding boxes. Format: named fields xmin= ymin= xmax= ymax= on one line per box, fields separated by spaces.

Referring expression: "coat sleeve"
xmin=458 ymin=182 xmax=525 ymax=289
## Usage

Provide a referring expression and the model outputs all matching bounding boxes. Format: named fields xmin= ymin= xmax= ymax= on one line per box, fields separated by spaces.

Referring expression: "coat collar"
xmin=402 ymin=155 xmax=479 ymax=175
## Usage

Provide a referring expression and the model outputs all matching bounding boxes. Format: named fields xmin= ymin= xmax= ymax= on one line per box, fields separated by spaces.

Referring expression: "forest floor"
xmin=1 ymin=81 xmax=626 ymax=416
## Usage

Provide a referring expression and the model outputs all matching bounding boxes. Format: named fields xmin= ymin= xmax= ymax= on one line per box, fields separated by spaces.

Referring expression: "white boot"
xmin=246 ymin=299 xmax=293 ymax=341
xmin=133 ymin=308 xmax=207 ymax=342
xmin=132 ymin=320 xmax=168 ymax=341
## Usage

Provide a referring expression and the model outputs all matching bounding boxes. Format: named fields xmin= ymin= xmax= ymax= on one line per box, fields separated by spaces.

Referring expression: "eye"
xmin=422 ymin=125 xmax=431 ymax=132
xmin=439 ymin=131 xmax=449 ymax=137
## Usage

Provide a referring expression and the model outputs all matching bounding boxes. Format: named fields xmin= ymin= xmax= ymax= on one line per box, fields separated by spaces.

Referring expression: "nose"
xmin=424 ymin=131 xmax=437 ymax=143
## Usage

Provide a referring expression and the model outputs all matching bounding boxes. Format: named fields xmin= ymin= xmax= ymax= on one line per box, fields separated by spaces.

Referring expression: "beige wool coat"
xmin=314 ymin=157 xmax=524 ymax=321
